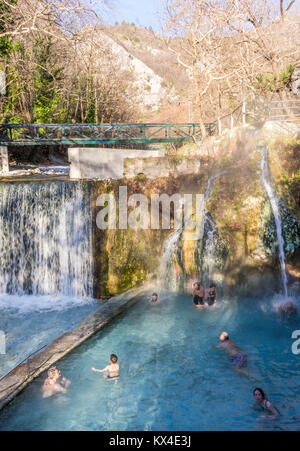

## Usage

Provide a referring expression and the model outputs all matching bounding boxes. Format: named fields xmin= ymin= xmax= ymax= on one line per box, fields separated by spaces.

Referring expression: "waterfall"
xmin=0 ymin=181 xmax=93 ymax=298
xmin=202 ymin=212 xmax=217 ymax=287
xmin=159 ymin=172 xmax=226 ymax=290
xmin=159 ymin=224 xmax=186 ymax=292
xmin=259 ymin=146 xmax=288 ymax=297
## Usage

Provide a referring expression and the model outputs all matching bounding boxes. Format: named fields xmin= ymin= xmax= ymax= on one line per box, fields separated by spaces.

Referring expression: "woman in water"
xmin=253 ymin=388 xmax=280 ymax=419
xmin=205 ymin=283 xmax=218 ymax=306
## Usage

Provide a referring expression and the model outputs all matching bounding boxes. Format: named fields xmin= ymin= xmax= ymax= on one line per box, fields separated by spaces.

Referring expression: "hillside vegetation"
xmin=0 ymin=0 xmax=299 ymax=131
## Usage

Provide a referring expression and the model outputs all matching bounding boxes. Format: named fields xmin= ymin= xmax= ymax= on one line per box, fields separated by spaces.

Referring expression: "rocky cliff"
xmin=91 ymin=125 xmax=300 ymax=298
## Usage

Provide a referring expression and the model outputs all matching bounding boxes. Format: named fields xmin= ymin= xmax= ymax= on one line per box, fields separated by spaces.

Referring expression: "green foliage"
xmin=0 ymin=0 xmax=18 ymax=57
xmin=32 ymin=36 xmax=66 ymax=123
xmin=85 ymin=80 xmax=96 ymax=123
xmin=254 ymin=65 xmax=294 ymax=93
xmin=1 ymin=62 xmax=23 ymax=124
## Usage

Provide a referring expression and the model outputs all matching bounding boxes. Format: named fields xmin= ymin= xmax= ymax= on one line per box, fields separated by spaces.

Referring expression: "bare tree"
xmin=163 ymin=0 xmax=238 ymax=135
xmin=162 ymin=0 xmax=299 ymax=128
xmin=0 ymin=0 xmax=110 ymax=40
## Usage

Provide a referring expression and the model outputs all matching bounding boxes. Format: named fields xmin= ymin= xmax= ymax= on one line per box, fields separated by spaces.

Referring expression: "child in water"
xmin=91 ymin=354 xmax=120 ymax=380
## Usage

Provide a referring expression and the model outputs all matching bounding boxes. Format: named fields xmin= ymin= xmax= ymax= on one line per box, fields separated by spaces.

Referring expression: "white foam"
xmin=0 ymin=294 xmax=96 ymax=315
xmin=271 ymin=293 xmax=300 ymax=311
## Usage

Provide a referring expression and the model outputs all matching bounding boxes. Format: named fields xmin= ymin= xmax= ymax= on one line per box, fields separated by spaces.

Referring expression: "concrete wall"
xmin=68 ymin=147 xmax=165 ymax=180
xmin=124 ymin=156 xmax=202 ymax=179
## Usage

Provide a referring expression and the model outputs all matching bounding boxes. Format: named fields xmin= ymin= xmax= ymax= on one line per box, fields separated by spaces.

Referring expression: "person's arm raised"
xmin=91 ymin=367 xmax=105 ymax=373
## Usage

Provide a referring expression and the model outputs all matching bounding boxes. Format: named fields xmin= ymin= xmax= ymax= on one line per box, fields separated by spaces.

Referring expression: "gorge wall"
xmin=92 ymin=126 xmax=300 ymax=298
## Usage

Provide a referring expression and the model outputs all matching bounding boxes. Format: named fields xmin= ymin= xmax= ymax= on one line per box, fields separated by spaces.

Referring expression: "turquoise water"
xmin=0 ymin=293 xmax=300 ymax=431
xmin=0 ymin=295 xmax=100 ymax=378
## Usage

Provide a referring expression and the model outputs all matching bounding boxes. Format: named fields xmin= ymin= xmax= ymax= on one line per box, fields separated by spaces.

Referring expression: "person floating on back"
xmin=205 ymin=283 xmax=218 ymax=306
xmin=253 ymin=388 xmax=280 ymax=419
xmin=277 ymin=301 xmax=298 ymax=319
xmin=42 ymin=366 xmax=71 ymax=398
xmin=91 ymin=354 xmax=120 ymax=380
xmin=215 ymin=332 xmax=248 ymax=375
xmin=192 ymin=282 xmax=205 ymax=308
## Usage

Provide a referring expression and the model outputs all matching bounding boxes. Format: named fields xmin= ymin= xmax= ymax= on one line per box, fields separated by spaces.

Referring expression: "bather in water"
xmin=253 ymin=388 xmax=280 ymax=419
xmin=205 ymin=283 xmax=218 ymax=306
xmin=214 ymin=332 xmax=249 ymax=376
xmin=192 ymin=282 xmax=205 ymax=308
xmin=42 ymin=367 xmax=71 ymax=398
xmin=277 ymin=301 xmax=298 ymax=319
xmin=91 ymin=354 xmax=120 ymax=380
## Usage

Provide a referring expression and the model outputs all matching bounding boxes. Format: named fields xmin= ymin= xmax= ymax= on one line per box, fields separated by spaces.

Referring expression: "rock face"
xmin=260 ymin=199 xmax=300 ymax=257
xmin=91 ymin=129 xmax=300 ymax=297
xmin=83 ymin=29 xmax=177 ymax=111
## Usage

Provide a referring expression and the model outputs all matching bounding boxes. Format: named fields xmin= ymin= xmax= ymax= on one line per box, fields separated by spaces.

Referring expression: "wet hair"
xmin=193 ymin=282 xmax=201 ymax=289
xmin=209 ymin=283 xmax=216 ymax=289
xmin=48 ymin=367 xmax=56 ymax=378
xmin=110 ymin=354 xmax=118 ymax=363
xmin=253 ymin=388 xmax=266 ymax=399
xmin=152 ymin=293 xmax=158 ymax=298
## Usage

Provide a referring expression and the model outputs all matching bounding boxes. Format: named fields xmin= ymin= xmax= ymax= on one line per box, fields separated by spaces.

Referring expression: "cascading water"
xmin=201 ymin=212 xmax=217 ymax=287
xmin=0 ymin=182 xmax=93 ymax=299
xmin=159 ymin=172 xmax=226 ymax=291
xmin=259 ymin=146 xmax=288 ymax=297
xmin=159 ymin=224 xmax=186 ymax=291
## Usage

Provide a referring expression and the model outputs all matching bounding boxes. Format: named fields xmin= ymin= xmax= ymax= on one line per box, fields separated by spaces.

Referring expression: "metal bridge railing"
xmin=0 ymin=122 xmax=217 ymax=146
xmin=242 ymin=99 xmax=300 ymax=123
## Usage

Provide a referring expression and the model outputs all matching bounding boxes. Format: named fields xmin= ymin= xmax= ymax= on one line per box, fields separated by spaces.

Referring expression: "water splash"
xmin=0 ymin=182 xmax=93 ymax=298
xmin=259 ymin=146 xmax=288 ymax=297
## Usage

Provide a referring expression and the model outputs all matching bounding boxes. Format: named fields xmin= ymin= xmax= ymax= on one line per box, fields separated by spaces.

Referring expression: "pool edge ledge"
xmin=0 ymin=285 xmax=150 ymax=412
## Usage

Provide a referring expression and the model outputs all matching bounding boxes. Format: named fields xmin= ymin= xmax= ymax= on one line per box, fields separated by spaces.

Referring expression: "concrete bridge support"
xmin=0 ymin=146 xmax=9 ymax=174
xmin=68 ymin=147 xmax=165 ymax=180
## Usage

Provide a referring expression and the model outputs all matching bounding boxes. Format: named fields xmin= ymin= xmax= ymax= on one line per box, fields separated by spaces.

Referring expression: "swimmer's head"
xmin=219 ymin=332 xmax=229 ymax=342
xmin=110 ymin=354 xmax=118 ymax=364
xmin=48 ymin=367 xmax=57 ymax=379
xmin=253 ymin=388 xmax=266 ymax=402
xmin=151 ymin=293 xmax=158 ymax=302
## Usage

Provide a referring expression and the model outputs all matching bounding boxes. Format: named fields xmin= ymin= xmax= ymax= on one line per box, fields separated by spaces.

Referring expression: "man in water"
xmin=205 ymin=283 xmax=218 ymax=306
xmin=149 ymin=293 xmax=159 ymax=304
xmin=91 ymin=354 xmax=120 ymax=380
xmin=215 ymin=332 xmax=248 ymax=373
xmin=192 ymin=282 xmax=205 ymax=308
xmin=277 ymin=301 xmax=298 ymax=319
xmin=42 ymin=366 xmax=71 ymax=398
